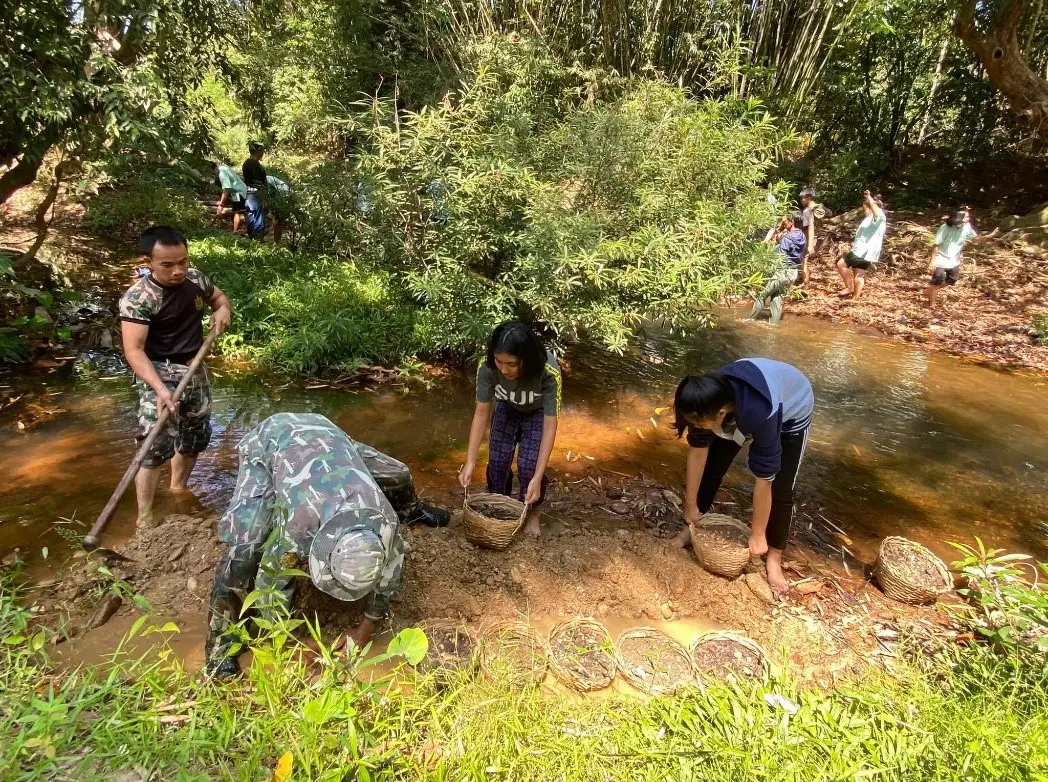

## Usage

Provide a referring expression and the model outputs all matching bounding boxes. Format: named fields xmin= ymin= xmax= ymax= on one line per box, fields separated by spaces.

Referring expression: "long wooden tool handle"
xmin=83 ymin=331 xmax=218 ymax=550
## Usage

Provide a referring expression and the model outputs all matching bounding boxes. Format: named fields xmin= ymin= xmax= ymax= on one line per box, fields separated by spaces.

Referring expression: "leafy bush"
xmin=81 ymin=168 xmax=209 ymax=238
xmin=190 ymin=234 xmax=419 ymax=375
xmin=951 ymin=539 xmax=1048 ymax=657
xmin=289 ymin=37 xmax=787 ymax=354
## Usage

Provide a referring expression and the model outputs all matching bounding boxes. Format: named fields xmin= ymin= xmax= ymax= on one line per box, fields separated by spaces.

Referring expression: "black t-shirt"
xmin=242 ymin=157 xmax=268 ymax=190
xmin=118 ymin=269 xmax=215 ymax=364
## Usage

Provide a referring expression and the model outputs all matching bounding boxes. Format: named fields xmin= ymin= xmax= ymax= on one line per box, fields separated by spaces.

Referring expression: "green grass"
xmin=189 ymin=233 xmax=421 ymax=376
xmin=2 ymin=573 xmax=1047 ymax=781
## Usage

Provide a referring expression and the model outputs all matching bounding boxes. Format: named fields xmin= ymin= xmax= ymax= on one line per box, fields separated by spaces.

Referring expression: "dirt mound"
xmin=29 ymin=475 xmax=948 ymax=688
xmin=788 ymin=209 xmax=1048 ymax=373
xmin=116 ymin=514 xmax=223 ymax=612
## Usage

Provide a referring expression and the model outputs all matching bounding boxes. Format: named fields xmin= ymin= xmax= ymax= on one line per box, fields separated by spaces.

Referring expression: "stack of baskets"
xmin=462 ymin=492 xmax=527 ymax=550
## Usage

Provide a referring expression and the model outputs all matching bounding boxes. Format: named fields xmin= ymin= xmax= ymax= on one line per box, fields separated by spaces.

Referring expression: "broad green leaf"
xmin=387 ymin=627 xmax=428 ymax=665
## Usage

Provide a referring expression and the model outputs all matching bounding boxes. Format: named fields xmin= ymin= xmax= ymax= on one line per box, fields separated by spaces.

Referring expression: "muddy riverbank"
xmin=2 ymin=315 xmax=1046 ymax=681
xmin=788 ymin=208 xmax=1048 ymax=372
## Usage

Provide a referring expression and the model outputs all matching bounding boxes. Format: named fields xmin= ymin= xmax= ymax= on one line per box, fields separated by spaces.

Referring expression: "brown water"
xmin=1 ymin=314 xmax=1046 ymax=575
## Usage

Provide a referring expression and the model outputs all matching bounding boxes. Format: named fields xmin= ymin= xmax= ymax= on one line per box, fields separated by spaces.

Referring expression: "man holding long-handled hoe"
xmin=119 ymin=226 xmax=232 ymax=527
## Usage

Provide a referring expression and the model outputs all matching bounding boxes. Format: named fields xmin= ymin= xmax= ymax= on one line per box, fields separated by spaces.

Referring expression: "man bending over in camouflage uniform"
xmin=119 ymin=226 xmax=232 ymax=526
xmin=205 ymin=413 xmax=450 ymax=679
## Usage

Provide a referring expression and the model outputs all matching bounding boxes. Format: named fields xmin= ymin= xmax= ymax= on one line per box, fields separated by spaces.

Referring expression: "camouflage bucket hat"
xmin=309 ymin=508 xmax=387 ymax=602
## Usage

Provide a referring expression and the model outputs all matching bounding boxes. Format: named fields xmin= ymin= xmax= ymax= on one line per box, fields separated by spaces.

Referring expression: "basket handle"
xmin=512 ymin=502 xmax=531 ymax=536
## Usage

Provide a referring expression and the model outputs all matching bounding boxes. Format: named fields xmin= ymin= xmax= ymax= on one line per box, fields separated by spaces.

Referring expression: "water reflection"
xmin=1 ymin=314 xmax=1045 ymax=569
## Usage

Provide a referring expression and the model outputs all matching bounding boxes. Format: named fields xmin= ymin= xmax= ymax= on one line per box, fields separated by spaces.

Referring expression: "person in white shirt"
xmin=924 ymin=207 xmax=998 ymax=308
xmin=836 ymin=190 xmax=886 ymax=300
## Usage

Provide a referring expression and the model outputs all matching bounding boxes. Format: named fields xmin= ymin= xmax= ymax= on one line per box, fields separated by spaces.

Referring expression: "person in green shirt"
xmin=924 ymin=208 xmax=998 ymax=308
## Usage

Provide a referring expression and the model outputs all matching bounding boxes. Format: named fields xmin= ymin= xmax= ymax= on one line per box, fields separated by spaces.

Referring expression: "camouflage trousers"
xmin=205 ymin=421 xmax=420 ymax=664
xmin=135 ymin=360 xmax=212 ymax=469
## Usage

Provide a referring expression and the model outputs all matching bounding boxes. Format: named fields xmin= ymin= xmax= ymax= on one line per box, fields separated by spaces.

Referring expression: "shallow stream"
xmin=1 ymin=314 xmax=1046 ymax=574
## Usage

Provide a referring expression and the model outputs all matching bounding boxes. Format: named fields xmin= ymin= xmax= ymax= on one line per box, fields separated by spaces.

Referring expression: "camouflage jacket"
xmin=218 ymin=412 xmax=405 ymax=620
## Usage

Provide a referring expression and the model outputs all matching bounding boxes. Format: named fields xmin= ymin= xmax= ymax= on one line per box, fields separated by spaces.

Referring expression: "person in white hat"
xmin=204 ymin=412 xmax=448 ymax=678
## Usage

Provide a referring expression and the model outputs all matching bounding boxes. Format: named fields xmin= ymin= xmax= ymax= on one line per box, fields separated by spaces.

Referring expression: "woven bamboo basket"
xmin=416 ymin=620 xmax=477 ymax=675
xmin=689 ymin=631 xmax=769 ymax=685
xmin=875 ymin=536 xmax=952 ymax=605
xmin=615 ymin=627 xmax=696 ymax=696
xmin=691 ymin=514 xmax=751 ymax=579
xmin=547 ymin=617 xmax=617 ymax=692
xmin=478 ymin=619 xmax=549 ymax=687
xmin=463 ymin=492 xmax=527 ymax=550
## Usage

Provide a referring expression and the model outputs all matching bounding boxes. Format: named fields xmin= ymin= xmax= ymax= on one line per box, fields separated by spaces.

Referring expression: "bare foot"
xmin=524 ymin=509 xmax=542 ymax=538
xmin=837 ymin=290 xmax=852 ymax=298
xmin=766 ymin=559 xmax=789 ymax=596
xmin=748 ymin=534 xmax=769 ymax=558
xmin=671 ymin=526 xmax=692 ymax=549
xmin=136 ymin=514 xmax=154 ymax=529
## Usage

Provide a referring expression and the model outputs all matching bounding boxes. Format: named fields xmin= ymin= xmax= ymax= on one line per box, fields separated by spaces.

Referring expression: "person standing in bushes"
xmin=670 ymin=358 xmax=814 ymax=597
xmin=241 ymin=141 xmax=269 ymax=239
xmin=798 ymin=187 xmax=819 ymax=285
xmin=458 ymin=322 xmax=561 ymax=538
xmin=266 ymin=173 xmax=292 ymax=243
xmin=119 ymin=226 xmax=232 ymax=527
xmin=212 ymin=161 xmax=248 ymax=234
xmin=924 ymin=207 xmax=998 ymax=308
xmin=836 ymin=190 xmax=887 ymax=300
xmin=748 ymin=212 xmax=807 ymax=325
xmin=204 ymin=413 xmax=449 ymax=678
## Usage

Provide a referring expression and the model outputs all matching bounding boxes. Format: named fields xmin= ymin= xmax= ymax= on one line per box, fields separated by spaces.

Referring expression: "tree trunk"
xmin=955 ymin=0 xmax=1048 ymax=131
xmin=0 ymin=155 xmax=46 ymax=207
xmin=22 ymin=160 xmax=69 ymax=263
xmin=919 ymin=33 xmax=952 ymax=143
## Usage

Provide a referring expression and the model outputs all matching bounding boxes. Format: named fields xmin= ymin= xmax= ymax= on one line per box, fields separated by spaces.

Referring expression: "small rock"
xmin=614 ymin=528 xmax=630 ymax=540
xmin=610 ymin=502 xmax=629 ymax=515
xmin=457 ymin=539 xmax=476 ymax=551
xmin=659 ymin=603 xmax=676 ymax=621
xmin=166 ymin=543 xmax=189 ymax=563
xmin=187 ymin=577 xmax=198 ymax=592
xmin=596 ymin=602 xmax=610 ymax=617
xmin=605 ymin=488 xmax=624 ymax=500
xmin=661 ymin=490 xmax=683 ymax=508
xmin=86 ymin=594 xmax=123 ymax=630
xmin=509 ymin=566 xmax=524 ymax=585
xmin=794 ymin=579 xmax=824 ymax=596
xmin=745 ymin=573 xmax=775 ymax=604
xmin=2 ymin=552 xmax=21 ymax=567
xmin=34 ymin=306 xmax=52 ymax=324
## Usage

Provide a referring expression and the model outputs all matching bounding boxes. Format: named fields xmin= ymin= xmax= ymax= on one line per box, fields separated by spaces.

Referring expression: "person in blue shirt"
xmin=671 ymin=358 xmax=814 ymax=596
xmin=748 ymin=212 xmax=807 ymax=325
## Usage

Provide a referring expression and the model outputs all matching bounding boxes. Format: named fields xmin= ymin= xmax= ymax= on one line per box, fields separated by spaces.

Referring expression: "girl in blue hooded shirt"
xmin=671 ymin=358 xmax=814 ymax=596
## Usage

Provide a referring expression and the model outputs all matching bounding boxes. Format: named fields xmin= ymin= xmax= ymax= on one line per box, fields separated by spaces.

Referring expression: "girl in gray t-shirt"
xmin=458 ymin=321 xmax=562 ymax=537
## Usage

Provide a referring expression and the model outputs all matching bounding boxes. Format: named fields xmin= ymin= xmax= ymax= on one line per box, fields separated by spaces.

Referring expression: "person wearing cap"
xmin=242 ymin=141 xmax=269 ymax=239
xmin=204 ymin=412 xmax=449 ymax=678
